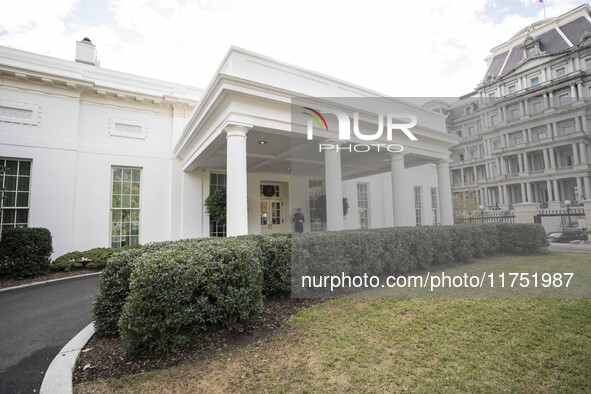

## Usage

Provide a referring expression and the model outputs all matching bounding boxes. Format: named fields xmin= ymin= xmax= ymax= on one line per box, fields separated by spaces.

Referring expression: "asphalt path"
xmin=0 ymin=274 xmax=100 ymax=393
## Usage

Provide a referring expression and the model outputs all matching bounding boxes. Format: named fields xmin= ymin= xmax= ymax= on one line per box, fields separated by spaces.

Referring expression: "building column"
xmin=543 ymin=149 xmax=549 ymax=169
xmin=436 ymin=160 xmax=454 ymax=225
xmin=578 ymin=82 xmax=585 ymax=99
xmin=576 ymin=177 xmax=583 ymax=200
xmin=546 ymin=180 xmax=553 ymax=201
xmin=543 ymin=93 xmax=550 ymax=110
xmin=580 ymin=143 xmax=588 ymax=164
xmin=549 ymin=148 xmax=556 ymax=168
xmin=521 ymin=183 xmax=527 ymax=202
xmin=503 ymin=185 xmax=510 ymax=206
xmin=575 ymin=116 xmax=582 ymax=132
xmin=524 ymin=99 xmax=530 ymax=116
xmin=572 ymin=143 xmax=579 ymax=165
xmin=225 ymin=124 xmax=251 ymax=236
xmin=524 ymin=152 xmax=530 ymax=172
xmin=571 ymin=83 xmax=578 ymax=99
xmin=326 ymin=144 xmax=345 ymax=231
xmin=517 ymin=154 xmax=523 ymax=173
xmin=528 ymin=183 xmax=534 ymax=202
xmin=583 ymin=176 xmax=591 ymax=199
xmin=460 ymin=167 xmax=465 ymax=185
xmin=553 ymin=179 xmax=561 ymax=203
xmin=549 ymin=91 xmax=555 ymax=108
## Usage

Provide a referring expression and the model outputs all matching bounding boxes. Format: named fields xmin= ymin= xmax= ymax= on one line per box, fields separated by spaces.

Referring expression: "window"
xmin=469 ymin=149 xmax=476 ymax=160
xmin=513 ymin=135 xmax=523 ymax=145
xmin=532 ymin=100 xmax=543 ymax=114
xmin=490 ymin=113 xmax=499 ymax=126
xmin=209 ymin=172 xmax=226 ymax=237
xmin=260 ymin=184 xmax=280 ymax=198
xmin=491 ymin=162 xmax=497 ymax=176
xmin=492 ymin=140 xmax=501 ymax=150
xmin=357 ymin=183 xmax=370 ymax=230
xmin=509 ymin=107 xmax=520 ymax=120
xmin=488 ymin=92 xmax=496 ymax=102
xmin=431 ymin=188 xmax=439 ymax=226
xmin=530 ymin=76 xmax=540 ymax=87
xmin=111 ymin=167 xmax=141 ymax=248
xmin=555 ymin=67 xmax=566 ymax=77
xmin=467 ymin=125 xmax=474 ymax=136
xmin=308 ymin=180 xmax=323 ymax=232
xmin=0 ymin=159 xmax=31 ymax=235
xmin=465 ymin=106 xmax=472 ymax=115
xmin=507 ymin=85 xmax=516 ymax=94
xmin=527 ymin=47 xmax=537 ymax=58
xmin=584 ymin=37 xmax=591 ymax=45
xmin=459 ymin=153 xmax=465 ymax=161
xmin=558 ymin=92 xmax=570 ymax=106
xmin=559 ymin=122 xmax=575 ymax=135
xmin=414 ymin=186 xmax=422 ymax=226
xmin=585 ymin=58 xmax=591 ymax=69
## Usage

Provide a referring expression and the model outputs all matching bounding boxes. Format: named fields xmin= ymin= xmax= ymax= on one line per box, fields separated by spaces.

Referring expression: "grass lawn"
xmin=76 ymin=252 xmax=591 ymax=393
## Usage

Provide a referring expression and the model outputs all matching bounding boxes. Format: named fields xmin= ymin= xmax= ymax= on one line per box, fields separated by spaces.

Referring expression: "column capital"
xmin=389 ymin=152 xmax=407 ymax=161
xmin=436 ymin=159 xmax=452 ymax=167
xmin=224 ymin=122 xmax=252 ymax=137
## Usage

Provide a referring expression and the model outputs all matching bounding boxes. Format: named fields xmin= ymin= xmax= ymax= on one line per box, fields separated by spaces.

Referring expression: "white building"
xmin=0 ymin=40 xmax=457 ymax=257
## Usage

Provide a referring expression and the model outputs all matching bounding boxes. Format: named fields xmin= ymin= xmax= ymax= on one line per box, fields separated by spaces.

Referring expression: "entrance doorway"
xmin=260 ymin=183 xmax=283 ymax=234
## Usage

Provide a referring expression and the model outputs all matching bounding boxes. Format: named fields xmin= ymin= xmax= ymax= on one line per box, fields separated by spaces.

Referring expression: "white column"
xmin=572 ymin=143 xmax=579 ymax=165
xmin=225 ymin=124 xmax=250 ymax=236
xmin=521 ymin=183 xmax=527 ymax=202
xmin=553 ymin=179 xmax=561 ymax=202
xmin=584 ymin=177 xmax=591 ymax=199
xmin=546 ymin=180 xmax=553 ymax=201
xmin=576 ymin=177 xmax=583 ymax=200
xmin=391 ymin=154 xmax=409 ymax=226
xmin=436 ymin=160 xmax=454 ymax=225
xmin=324 ymin=145 xmax=344 ymax=231
xmin=581 ymin=143 xmax=588 ymax=164
xmin=528 ymin=183 xmax=534 ymax=202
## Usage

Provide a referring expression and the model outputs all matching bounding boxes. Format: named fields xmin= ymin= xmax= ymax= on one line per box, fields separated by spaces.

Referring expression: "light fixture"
xmin=258 ymin=141 xmax=267 ymax=145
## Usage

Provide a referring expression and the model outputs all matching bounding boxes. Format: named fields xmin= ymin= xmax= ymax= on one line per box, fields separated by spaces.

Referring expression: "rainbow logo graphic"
xmin=302 ymin=107 xmax=328 ymax=131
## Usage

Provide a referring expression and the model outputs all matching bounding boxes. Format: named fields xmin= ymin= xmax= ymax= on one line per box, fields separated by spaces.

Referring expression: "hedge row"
xmin=291 ymin=223 xmax=548 ymax=296
xmin=50 ymin=245 xmax=140 ymax=272
xmin=93 ymin=224 xmax=546 ymax=353
xmin=0 ymin=227 xmax=53 ymax=279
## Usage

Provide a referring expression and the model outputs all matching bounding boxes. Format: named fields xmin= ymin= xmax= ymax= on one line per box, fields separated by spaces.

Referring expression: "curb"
xmin=0 ymin=272 xmax=101 ymax=293
xmin=40 ymin=322 xmax=95 ymax=394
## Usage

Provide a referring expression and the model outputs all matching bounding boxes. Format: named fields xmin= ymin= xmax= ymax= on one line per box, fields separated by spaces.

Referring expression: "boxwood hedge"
xmin=93 ymin=223 xmax=548 ymax=352
xmin=0 ymin=227 xmax=53 ymax=278
xmin=119 ymin=238 xmax=263 ymax=353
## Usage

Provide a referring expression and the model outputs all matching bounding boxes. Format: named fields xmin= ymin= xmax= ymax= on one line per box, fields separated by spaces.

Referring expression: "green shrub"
xmin=119 ymin=237 xmax=263 ymax=353
xmin=93 ymin=239 xmax=203 ymax=337
xmin=240 ymin=233 xmax=292 ymax=297
xmin=51 ymin=245 xmax=140 ymax=272
xmin=0 ymin=227 xmax=53 ymax=278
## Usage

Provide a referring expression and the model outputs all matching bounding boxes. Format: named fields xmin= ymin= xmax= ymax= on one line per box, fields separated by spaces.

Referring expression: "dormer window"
xmin=580 ymin=33 xmax=591 ymax=46
xmin=522 ymin=36 xmax=542 ymax=60
xmin=486 ymin=75 xmax=495 ymax=85
xmin=465 ymin=106 xmax=472 ymax=115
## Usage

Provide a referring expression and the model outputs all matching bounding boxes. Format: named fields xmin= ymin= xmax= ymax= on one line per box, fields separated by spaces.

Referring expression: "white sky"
xmin=0 ymin=0 xmax=588 ymax=97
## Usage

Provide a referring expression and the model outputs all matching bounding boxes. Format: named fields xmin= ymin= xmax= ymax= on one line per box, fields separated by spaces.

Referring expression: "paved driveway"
xmin=548 ymin=243 xmax=591 ymax=253
xmin=0 ymin=275 xmax=100 ymax=394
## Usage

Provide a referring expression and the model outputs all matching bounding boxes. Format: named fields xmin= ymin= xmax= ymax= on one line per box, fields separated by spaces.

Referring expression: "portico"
xmin=174 ymin=47 xmax=458 ymax=237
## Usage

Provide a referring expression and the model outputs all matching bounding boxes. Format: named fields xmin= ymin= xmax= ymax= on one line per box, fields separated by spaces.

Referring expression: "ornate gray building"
xmin=434 ymin=4 xmax=591 ymax=212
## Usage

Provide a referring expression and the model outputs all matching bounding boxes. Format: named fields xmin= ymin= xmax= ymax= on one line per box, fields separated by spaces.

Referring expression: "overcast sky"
xmin=1 ymin=0 xmax=588 ymax=97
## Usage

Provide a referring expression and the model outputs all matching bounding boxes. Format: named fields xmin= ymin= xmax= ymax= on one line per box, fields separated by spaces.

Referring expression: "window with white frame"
xmin=356 ymin=183 xmax=370 ymax=230
xmin=558 ymin=92 xmax=570 ymax=106
xmin=490 ymin=113 xmax=499 ymax=126
xmin=0 ymin=158 xmax=31 ymax=235
xmin=488 ymin=92 xmax=496 ymax=102
xmin=414 ymin=186 xmax=422 ymax=226
xmin=492 ymin=139 xmax=501 ymax=150
xmin=585 ymin=57 xmax=591 ymax=69
xmin=111 ymin=167 xmax=141 ymax=248
xmin=555 ymin=67 xmax=566 ymax=77
xmin=209 ymin=172 xmax=227 ymax=237
xmin=509 ymin=106 xmax=520 ymax=120
xmin=530 ymin=76 xmax=540 ymax=87
xmin=558 ymin=121 xmax=575 ymax=135
xmin=527 ymin=47 xmax=537 ymax=58
xmin=532 ymin=100 xmax=543 ymax=114
xmin=507 ymin=85 xmax=516 ymax=94
xmin=467 ymin=125 xmax=474 ymax=136
xmin=308 ymin=180 xmax=324 ymax=232
xmin=430 ymin=188 xmax=439 ymax=226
